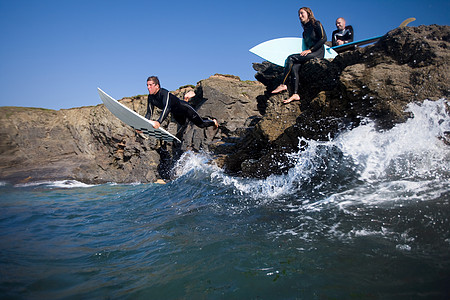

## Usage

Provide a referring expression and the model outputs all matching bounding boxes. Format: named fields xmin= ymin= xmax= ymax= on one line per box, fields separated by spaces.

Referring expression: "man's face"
xmin=336 ymin=18 xmax=346 ymax=31
xmin=147 ymin=81 xmax=160 ymax=95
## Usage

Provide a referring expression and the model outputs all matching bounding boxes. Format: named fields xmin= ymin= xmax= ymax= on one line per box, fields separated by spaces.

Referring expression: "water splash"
xmin=172 ymin=151 xmax=220 ymax=179
xmin=14 ymin=180 xmax=96 ymax=189
xmin=1 ymin=101 xmax=448 ymax=299
xmin=338 ymin=99 xmax=450 ymax=181
xmin=172 ymin=99 xmax=449 ymax=205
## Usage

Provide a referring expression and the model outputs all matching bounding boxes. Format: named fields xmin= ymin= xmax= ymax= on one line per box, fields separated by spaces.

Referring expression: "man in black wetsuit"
xmin=145 ymin=76 xmax=218 ymax=130
xmin=332 ymin=17 xmax=354 ymax=47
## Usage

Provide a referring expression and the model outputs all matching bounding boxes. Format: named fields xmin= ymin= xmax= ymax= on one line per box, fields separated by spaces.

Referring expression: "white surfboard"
xmin=97 ymin=88 xmax=181 ymax=143
xmin=249 ymin=37 xmax=338 ymax=67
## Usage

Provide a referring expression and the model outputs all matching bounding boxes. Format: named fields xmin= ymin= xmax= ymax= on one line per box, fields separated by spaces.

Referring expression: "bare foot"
xmin=213 ymin=119 xmax=219 ymax=129
xmin=283 ymin=94 xmax=300 ymax=104
xmin=271 ymin=84 xmax=288 ymax=94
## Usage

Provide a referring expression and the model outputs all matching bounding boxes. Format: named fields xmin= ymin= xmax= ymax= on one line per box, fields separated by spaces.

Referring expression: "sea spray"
xmin=172 ymin=151 xmax=218 ymax=178
xmin=337 ymin=99 xmax=450 ymax=182
xmin=0 ymin=100 xmax=448 ymax=299
xmin=13 ymin=180 xmax=96 ymax=189
xmin=171 ymin=99 xmax=449 ymax=208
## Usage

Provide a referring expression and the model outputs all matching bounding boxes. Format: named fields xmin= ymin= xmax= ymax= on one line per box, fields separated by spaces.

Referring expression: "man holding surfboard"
xmin=271 ymin=7 xmax=327 ymax=104
xmin=145 ymin=76 xmax=218 ymax=130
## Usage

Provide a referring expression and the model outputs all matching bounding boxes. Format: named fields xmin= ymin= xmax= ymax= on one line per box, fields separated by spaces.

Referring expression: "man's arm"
xmin=155 ymin=89 xmax=171 ymax=127
xmin=145 ymin=97 xmax=153 ymax=120
xmin=346 ymin=25 xmax=354 ymax=43
xmin=331 ymin=29 xmax=338 ymax=47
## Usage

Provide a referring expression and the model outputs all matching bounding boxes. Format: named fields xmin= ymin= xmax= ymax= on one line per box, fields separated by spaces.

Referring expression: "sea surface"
xmin=1 ymin=100 xmax=449 ymax=299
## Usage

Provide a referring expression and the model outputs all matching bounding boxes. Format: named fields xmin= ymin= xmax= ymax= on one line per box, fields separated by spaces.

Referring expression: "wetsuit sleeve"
xmin=331 ymin=29 xmax=339 ymax=47
xmin=310 ymin=21 xmax=327 ymax=52
xmin=145 ymin=95 xmax=153 ymax=120
xmin=347 ymin=25 xmax=354 ymax=43
xmin=156 ymin=89 xmax=171 ymax=124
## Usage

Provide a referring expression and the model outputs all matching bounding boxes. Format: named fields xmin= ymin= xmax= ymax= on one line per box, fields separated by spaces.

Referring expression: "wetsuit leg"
xmin=281 ymin=54 xmax=299 ymax=86
xmin=292 ymin=63 xmax=302 ymax=94
xmin=282 ymin=47 xmax=325 ymax=93
xmin=173 ymin=113 xmax=187 ymax=126
xmin=172 ymin=101 xmax=216 ymax=128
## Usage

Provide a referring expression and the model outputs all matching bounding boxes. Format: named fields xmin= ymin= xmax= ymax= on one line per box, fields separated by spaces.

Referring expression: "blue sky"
xmin=0 ymin=0 xmax=448 ymax=110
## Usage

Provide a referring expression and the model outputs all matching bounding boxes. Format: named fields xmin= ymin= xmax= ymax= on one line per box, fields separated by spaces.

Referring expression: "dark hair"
xmin=299 ymin=7 xmax=317 ymax=27
xmin=147 ymin=76 xmax=160 ymax=87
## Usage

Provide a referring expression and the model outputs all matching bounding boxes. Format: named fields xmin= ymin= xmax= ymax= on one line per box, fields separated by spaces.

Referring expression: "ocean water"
xmin=1 ymin=99 xmax=449 ymax=299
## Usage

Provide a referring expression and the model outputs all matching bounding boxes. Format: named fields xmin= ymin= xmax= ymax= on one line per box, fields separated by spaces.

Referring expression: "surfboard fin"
xmin=399 ymin=18 xmax=416 ymax=28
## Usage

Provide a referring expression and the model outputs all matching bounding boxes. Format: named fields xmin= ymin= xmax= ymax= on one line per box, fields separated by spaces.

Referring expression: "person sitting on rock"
xmin=145 ymin=76 xmax=218 ymax=130
xmin=332 ymin=17 xmax=354 ymax=47
xmin=271 ymin=7 xmax=327 ymax=104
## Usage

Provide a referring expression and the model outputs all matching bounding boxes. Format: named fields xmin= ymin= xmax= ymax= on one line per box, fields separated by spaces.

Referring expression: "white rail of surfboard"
xmin=97 ymin=88 xmax=180 ymax=143
xmin=249 ymin=37 xmax=338 ymax=67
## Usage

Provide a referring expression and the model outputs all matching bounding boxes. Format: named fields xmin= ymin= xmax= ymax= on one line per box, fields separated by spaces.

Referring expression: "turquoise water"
xmin=1 ymin=100 xmax=449 ymax=299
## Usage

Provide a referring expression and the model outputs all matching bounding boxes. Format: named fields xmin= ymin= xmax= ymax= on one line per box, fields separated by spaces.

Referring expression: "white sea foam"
xmin=260 ymin=99 xmax=448 ymax=201
xmin=206 ymin=139 xmax=329 ymax=202
xmin=14 ymin=180 xmax=96 ymax=189
xmin=173 ymin=151 xmax=220 ymax=178
xmin=337 ymin=99 xmax=450 ymax=181
xmin=173 ymin=99 xmax=450 ymax=204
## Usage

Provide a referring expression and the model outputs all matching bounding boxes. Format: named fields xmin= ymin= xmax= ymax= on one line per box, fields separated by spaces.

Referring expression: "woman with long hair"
xmin=272 ymin=7 xmax=327 ymax=104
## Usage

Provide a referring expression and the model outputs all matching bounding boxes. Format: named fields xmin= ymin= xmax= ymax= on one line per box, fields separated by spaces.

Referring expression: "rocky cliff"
xmin=0 ymin=75 xmax=266 ymax=184
xmin=1 ymin=25 xmax=449 ymax=184
xmin=224 ymin=25 xmax=450 ymax=177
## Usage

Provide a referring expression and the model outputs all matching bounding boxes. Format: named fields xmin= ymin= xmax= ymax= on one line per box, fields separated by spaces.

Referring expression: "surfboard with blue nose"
xmin=249 ymin=37 xmax=338 ymax=67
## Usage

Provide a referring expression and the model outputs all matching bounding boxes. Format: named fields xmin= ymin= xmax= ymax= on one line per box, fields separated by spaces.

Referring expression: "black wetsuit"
xmin=332 ymin=25 xmax=354 ymax=47
xmin=281 ymin=20 xmax=327 ymax=94
xmin=145 ymin=88 xmax=215 ymax=128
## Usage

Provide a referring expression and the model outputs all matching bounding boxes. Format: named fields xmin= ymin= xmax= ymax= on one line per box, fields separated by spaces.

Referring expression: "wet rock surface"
xmin=1 ymin=25 xmax=448 ymax=183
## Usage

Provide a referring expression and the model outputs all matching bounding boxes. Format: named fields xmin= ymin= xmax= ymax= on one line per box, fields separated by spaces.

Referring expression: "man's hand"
xmin=184 ymin=90 xmax=195 ymax=101
xmin=151 ymin=120 xmax=161 ymax=129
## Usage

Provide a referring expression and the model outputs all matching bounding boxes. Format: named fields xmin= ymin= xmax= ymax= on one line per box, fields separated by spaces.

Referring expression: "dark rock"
xmin=0 ymin=75 xmax=266 ymax=184
xmin=0 ymin=25 xmax=448 ymax=183
xmin=176 ymin=74 xmax=266 ymax=168
xmin=226 ymin=25 xmax=450 ymax=177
